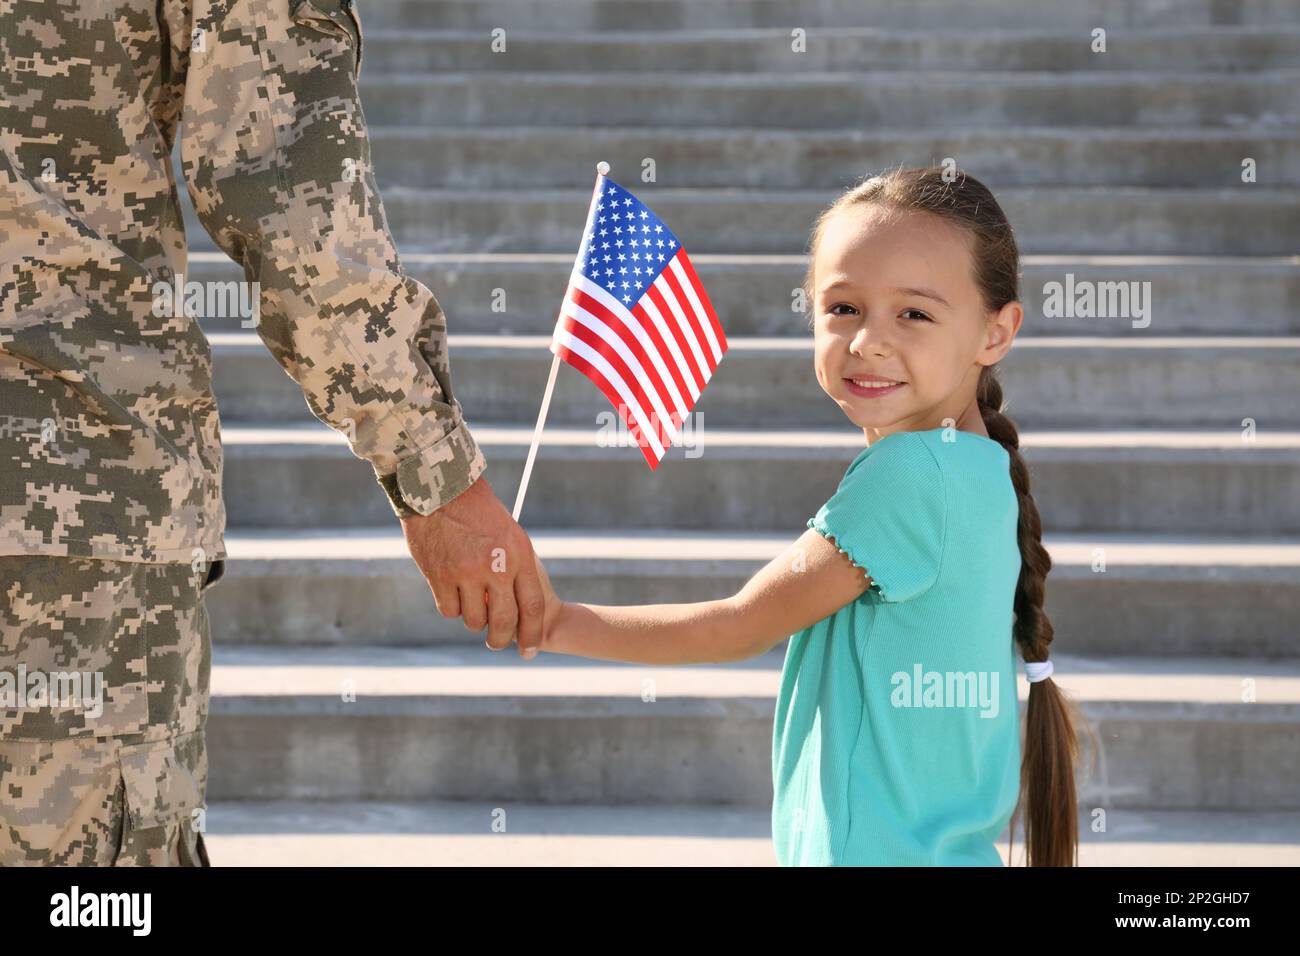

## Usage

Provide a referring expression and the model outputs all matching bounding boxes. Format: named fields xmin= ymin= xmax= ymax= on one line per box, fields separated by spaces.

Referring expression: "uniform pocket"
xmin=119 ymin=729 xmax=207 ymax=835
xmin=114 ymin=730 xmax=211 ymax=866
xmin=291 ymin=0 xmax=364 ymax=76
xmin=0 ymin=341 xmax=196 ymax=480
xmin=0 ymin=558 xmax=150 ymax=741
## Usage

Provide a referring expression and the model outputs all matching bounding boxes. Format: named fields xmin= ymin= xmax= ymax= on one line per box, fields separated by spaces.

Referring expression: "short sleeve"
xmin=808 ymin=433 xmax=948 ymax=603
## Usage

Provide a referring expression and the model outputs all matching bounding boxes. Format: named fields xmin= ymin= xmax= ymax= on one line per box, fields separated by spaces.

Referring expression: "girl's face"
xmin=811 ymin=204 xmax=1021 ymax=442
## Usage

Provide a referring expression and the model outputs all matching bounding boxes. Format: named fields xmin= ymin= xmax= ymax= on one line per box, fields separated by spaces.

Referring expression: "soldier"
xmin=0 ymin=0 xmax=546 ymax=865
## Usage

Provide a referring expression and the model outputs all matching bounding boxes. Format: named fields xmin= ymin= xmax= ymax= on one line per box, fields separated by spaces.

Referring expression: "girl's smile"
xmin=842 ymin=376 xmax=907 ymax=399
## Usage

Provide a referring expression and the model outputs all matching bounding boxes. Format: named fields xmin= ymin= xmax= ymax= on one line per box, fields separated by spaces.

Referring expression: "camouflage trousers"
xmin=0 ymin=556 xmax=221 ymax=866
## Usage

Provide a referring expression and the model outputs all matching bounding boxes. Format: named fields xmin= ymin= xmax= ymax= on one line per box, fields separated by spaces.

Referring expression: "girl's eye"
xmin=825 ymin=304 xmax=931 ymax=321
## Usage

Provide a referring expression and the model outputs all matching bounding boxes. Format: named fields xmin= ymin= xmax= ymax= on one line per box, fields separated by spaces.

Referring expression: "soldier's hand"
xmin=399 ymin=475 xmax=546 ymax=658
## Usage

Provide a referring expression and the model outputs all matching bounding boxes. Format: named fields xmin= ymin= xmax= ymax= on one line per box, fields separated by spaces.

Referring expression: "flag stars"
xmin=573 ymin=181 xmax=687 ymax=318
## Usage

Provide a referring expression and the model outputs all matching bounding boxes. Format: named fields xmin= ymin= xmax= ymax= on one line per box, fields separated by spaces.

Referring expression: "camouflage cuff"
xmin=376 ymin=418 xmax=488 ymax=519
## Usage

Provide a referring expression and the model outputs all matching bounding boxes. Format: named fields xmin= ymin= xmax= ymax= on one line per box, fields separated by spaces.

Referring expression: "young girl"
xmin=526 ymin=165 xmax=1086 ymax=867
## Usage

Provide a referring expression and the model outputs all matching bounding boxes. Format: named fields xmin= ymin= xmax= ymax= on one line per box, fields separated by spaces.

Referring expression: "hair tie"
xmin=1024 ymin=660 xmax=1054 ymax=683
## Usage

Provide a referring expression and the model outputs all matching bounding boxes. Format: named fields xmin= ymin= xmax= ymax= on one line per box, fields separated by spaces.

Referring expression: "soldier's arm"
xmin=178 ymin=0 xmax=483 ymax=517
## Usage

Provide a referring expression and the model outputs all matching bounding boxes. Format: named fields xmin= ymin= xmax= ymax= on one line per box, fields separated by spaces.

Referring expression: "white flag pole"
xmin=512 ymin=350 xmax=559 ymax=522
xmin=512 ymin=161 xmax=610 ymax=523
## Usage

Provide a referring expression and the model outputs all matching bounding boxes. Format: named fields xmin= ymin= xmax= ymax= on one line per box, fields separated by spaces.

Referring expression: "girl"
xmin=526 ymin=165 xmax=1086 ymax=867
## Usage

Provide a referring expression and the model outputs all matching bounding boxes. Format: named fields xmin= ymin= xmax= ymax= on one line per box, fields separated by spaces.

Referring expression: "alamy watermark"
xmin=597 ymin=407 xmax=704 ymax=458
xmin=0 ymin=666 xmax=104 ymax=718
xmin=1041 ymin=273 xmax=1152 ymax=329
xmin=151 ymin=272 xmax=259 ymax=327
xmin=891 ymin=664 xmax=1001 ymax=719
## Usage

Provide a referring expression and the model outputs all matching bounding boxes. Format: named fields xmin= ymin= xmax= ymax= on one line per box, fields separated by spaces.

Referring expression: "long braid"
xmin=977 ymin=370 xmax=1053 ymax=664
xmin=978 ymin=366 xmax=1093 ymax=866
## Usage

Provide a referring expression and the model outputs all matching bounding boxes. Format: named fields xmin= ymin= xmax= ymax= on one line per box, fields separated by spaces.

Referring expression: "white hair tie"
xmin=1025 ymin=660 xmax=1054 ymax=683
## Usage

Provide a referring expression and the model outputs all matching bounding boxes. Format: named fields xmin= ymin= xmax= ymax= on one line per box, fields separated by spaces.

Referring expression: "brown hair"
xmin=802 ymin=164 xmax=1096 ymax=866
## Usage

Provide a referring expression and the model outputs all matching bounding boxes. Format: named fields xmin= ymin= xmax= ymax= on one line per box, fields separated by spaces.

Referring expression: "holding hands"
xmin=398 ymin=474 xmax=564 ymax=659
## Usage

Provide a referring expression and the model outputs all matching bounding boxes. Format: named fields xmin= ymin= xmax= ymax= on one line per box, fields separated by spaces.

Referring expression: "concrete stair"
xmin=208 ymin=332 xmax=1300 ymax=428
xmin=355 ymin=26 xmax=1300 ymax=74
xmin=218 ymin=424 xmax=1300 ymax=535
xmin=207 ymin=529 xmax=1300 ymax=658
xmin=186 ymin=0 xmax=1300 ymax=863
xmin=188 ymin=251 xmax=1300 ymax=336
xmin=183 ymin=185 xmax=1300 ymax=254
xmin=204 ymin=644 xmax=1300 ymax=809
xmin=348 ymin=0 xmax=1300 ymax=31
xmin=202 ymin=801 xmax=1300 ymax=865
xmin=338 ymin=127 xmax=1300 ymax=188
xmin=342 ymin=72 xmax=1300 ymax=131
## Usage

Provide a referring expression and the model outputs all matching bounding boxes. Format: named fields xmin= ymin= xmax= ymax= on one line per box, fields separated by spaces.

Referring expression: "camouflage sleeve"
xmin=179 ymin=0 xmax=485 ymax=518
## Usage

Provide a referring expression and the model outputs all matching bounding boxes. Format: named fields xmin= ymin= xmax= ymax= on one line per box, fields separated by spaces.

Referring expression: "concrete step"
xmin=220 ymin=424 xmax=1300 ymax=536
xmin=208 ymin=333 xmax=1300 ymax=429
xmin=347 ymin=72 xmax=1300 ymax=129
xmin=362 ymin=126 xmax=1300 ymax=189
xmin=353 ymin=0 xmax=1300 ymax=31
xmin=201 ymin=801 xmax=1300 ymax=866
xmin=173 ymin=126 xmax=1300 ymax=190
xmin=187 ymin=251 xmax=1300 ymax=337
xmin=357 ymin=26 xmax=1300 ymax=73
xmin=204 ymin=644 xmax=1300 ymax=808
xmin=206 ymin=528 xmax=1300 ymax=658
xmin=181 ymin=185 xmax=1300 ymax=256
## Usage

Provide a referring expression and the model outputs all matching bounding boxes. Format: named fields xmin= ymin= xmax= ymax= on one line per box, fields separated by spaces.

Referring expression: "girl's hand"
xmin=524 ymin=553 xmax=564 ymax=658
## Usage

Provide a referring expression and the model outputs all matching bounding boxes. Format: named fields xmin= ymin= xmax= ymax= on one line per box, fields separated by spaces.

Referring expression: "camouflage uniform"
xmin=1 ymin=0 xmax=486 ymax=863
xmin=1 ymin=556 xmax=216 ymax=865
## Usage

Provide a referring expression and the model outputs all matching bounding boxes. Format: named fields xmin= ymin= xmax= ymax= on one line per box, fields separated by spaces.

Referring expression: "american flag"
xmin=550 ymin=173 xmax=727 ymax=470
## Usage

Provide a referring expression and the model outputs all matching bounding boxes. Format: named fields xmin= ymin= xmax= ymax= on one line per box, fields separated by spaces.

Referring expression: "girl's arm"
xmin=531 ymin=528 xmax=874 ymax=665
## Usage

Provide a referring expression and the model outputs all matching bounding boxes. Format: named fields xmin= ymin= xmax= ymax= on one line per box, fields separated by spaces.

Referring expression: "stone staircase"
xmin=181 ymin=0 xmax=1300 ymax=864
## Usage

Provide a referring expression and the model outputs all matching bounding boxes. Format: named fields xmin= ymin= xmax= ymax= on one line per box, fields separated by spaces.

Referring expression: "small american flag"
xmin=550 ymin=173 xmax=727 ymax=470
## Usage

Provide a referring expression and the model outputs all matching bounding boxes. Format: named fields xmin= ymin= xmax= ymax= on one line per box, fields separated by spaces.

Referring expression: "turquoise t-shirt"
xmin=771 ymin=427 xmax=1023 ymax=866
